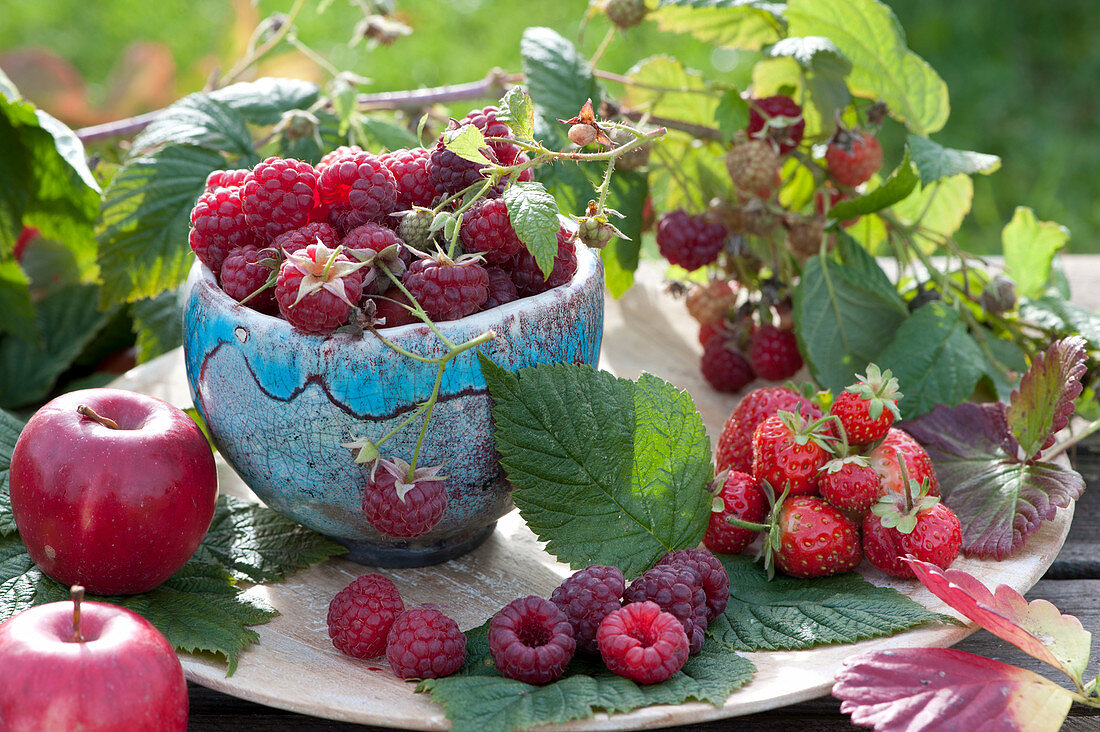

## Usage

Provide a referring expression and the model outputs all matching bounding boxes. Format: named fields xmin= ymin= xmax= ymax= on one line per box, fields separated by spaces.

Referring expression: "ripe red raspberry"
xmin=317 ymin=151 xmax=399 ymax=233
xmin=686 ymin=279 xmax=738 ymax=325
xmin=204 ymin=168 xmax=250 ymax=193
xmin=701 ymin=338 xmax=755 ymax=393
xmin=826 ymin=129 xmax=884 ymax=187
xmin=273 ymin=221 xmax=341 ymax=253
xmin=343 ymin=222 xmax=405 ymax=260
xmin=460 ymin=198 xmax=524 ymax=264
xmin=510 ymin=228 xmax=578 ymax=296
xmin=549 ymin=565 xmax=626 ymax=654
xmin=656 ymin=210 xmax=726 ymax=271
xmin=317 ymin=145 xmax=365 ymax=171
xmin=379 ymin=147 xmax=436 ymax=209
xmin=698 ymin=320 xmax=731 ymax=347
xmin=241 ymin=157 xmax=321 ymax=241
xmin=362 ymin=458 xmax=448 ymax=538
xmin=482 ymin=267 xmax=518 ymax=310
xmin=403 ymin=256 xmax=489 ymax=321
xmin=605 ymin=0 xmax=647 ymax=29
xmin=597 ymin=602 xmax=688 ymax=685
xmin=370 ymin=286 xmax=420 ymax=329
xmin=715 ymin=386 xmax=823 ymax=473
xmin=747 ymin=95 xmax=805 ymax=155
xmin=462 ymin=106 xmax=520 ymax=166
xmin=725 ymin=140 xmax=781 ymax=197
xmin=427 ymin=118 xmax=498 ymax=197
xmin=623 ymin=564 xmax=707 ymax=655
xmin=749 ymin=325 xmax=802 ymax=381
xmin=275 ymin=242 xmax=366 ymax=334
xmin=655 ymin=547 xmax=729 ymax=622
xmin=488 ymin=596 xmax=575 ymax=684
xmin=385 ymin=607 xmax=467 ymax=680
xmin=189 ymin=187 xmax=255 ymax=274
xmin=705 ymin=470 xmax=768 ymax=555
xmin=219 ymin=245 xmax=278 ymax=314
xmin=327 ymin=573 xmax=404 ymax=659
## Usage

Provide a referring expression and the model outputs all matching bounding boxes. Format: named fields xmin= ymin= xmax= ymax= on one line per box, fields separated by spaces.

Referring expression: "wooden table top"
xmin=173 ymin=256 xmax=1100 ymax=731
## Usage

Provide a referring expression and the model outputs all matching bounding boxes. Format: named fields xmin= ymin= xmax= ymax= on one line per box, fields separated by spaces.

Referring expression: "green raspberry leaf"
xmin=1002 ymin=206 xmax=1070 ymax=300
xmin=1019 ymin=296 xmax=1100 ymax=351
xmin=131 ymin=93 xmax=256 ymax=159
xmin=189 ymin=495 xmax=347 ymax=584
xmin=480 ymin=357 xmax=713 ymax=578
xmin=96 ymin=144 xmax=226 ymax=306
xmin=793 ymin=235 xmax=909 ymax=393
xmin=419 ymin=621 xmax=755 ymax=732
xmin=907 ymin=134 xmax=1001 ymax=185
xmin=0 ymin=260 xmax=35 ymax=341
xmin=786 ymin=0 xmax=949 ymax=135
xmin=767 ymin=36 xmax=852 ymax=77
xmin=828 ymin=150 xmax=918 ymax=221
xmin=131 ymin=289 xmax=184 ymax=363
xmin=502 ymin=182 xmax=560 ymax=278
xmin=0 ymin=87 xmax=99 ymax=261
xmin=715 ymin=91 xmax=750 ymax=143
xmin=709 ymin=556 xmax=953 ymax=651
xmin=208 ymin=77 xmax=320 ymax=127
xmin=1006 ymin=337 xmax=1087 ymax=461
xmin=496 ymin=87 xmax=535 ymax=144
xmin=876 ymin=302 xmax=987 ymax=419
xmin=0 ymin=283 xmax=112 ymax=409
xmin=0 ymin=408 xmax=22 ymax=536
xmin=441 ymin=123 xmax=491 ymax=166
xmin=520 ymin=27 xmax=600 ymax=122
xmin=650 ymin=2 xmax=785 ymax=51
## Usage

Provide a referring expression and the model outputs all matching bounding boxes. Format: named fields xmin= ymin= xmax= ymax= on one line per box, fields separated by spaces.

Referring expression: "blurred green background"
xmin=1 ymin=0 xmax=1096 ymax=253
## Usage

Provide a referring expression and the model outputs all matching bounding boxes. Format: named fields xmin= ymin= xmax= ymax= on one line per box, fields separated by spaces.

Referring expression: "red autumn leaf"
xmin=905 ymin=557 xmax=1092 ymax=684
xmin=834 ymin=647 xmax=1075 ymax=732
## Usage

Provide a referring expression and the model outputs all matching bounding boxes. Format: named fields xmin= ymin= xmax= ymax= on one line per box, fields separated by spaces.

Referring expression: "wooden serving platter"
xmin=111 ymin=265 xmax=1075 ymax=729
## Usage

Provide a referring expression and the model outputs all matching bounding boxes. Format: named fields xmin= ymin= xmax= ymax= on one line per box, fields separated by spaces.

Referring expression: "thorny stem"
xmin=409 ymin=363 xmax=446 ymax=476
xmin=379 ymin=263 xmax=457 ymax=350
xmin=588 ymin=27 xmax=617 ymax=68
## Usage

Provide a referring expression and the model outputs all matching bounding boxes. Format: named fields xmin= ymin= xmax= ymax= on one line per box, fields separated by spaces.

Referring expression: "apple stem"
xmin=71 ymin=585 xmax=85 ymax=643
xmin=76 ymin=404 xmax=120 ymax=430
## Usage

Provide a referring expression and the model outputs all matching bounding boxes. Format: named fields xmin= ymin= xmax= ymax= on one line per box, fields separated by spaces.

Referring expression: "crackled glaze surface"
xmin=182 ymin=246 xmax=603 ymax=565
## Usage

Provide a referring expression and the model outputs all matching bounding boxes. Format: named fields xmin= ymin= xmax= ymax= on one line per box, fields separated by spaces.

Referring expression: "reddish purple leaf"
xmin=903 ymin=405 xmax=1083 ymax=558
xmin=834 ymin=647 xmax=1074 ymax=732
xmin=1006 ymin=336 xmax=1087 ymax=459
xmin=906 ymin=557 xmax=1092 ymax=684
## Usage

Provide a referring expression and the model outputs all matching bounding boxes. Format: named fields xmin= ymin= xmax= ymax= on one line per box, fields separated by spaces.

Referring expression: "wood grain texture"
xmin=111 ymin=260 xmax=1099 ymax=730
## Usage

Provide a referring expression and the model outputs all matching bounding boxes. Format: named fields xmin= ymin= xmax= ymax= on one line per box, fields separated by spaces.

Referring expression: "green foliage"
xmin=907 ymin=134 xmax=1001 ymax=185
xmin=418 ymin=621 xmax=755 ymax=732
xmin=480 ymin=357 xmax=712 ymax=578
xmin=1002 ymin=206 xmax=1070 ymax=300
xmin=502 ymin=182 xmax=561 ymax=277
xmin=829 ymin=150 xmax=918 ymax=221
xmin=710 ymin=556 xmax=954 ymax=651
xmin=0 ymin=409 xmax=21 ymax=536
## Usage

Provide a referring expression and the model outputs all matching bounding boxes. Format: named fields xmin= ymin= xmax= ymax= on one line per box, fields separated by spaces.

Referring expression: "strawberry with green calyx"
xmin=862 ymin=452 xmax=961 ymax=578
xmin=867 ymin=427 xmax=939 ymax=499
xmin=818 ymin=455 xmax=881 ymax=516
xmin=751 ymin=409 xmax=837 ymax=497
xmin=727 ymin=482 xmax=862 ymax=579
xmin=704 ymin=469 xmax=768 ymax=555
xmin=830 ymin=364 xmax=902 ymax=447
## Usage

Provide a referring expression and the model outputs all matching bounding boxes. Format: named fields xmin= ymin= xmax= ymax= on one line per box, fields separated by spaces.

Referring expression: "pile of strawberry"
xmin=326 ymin=546 xmax=732 ymax=685
xmin=652 ymin=94 xmax=885 ymax=394
xmin=186 ymin=106 xmax=577 ymax=336
xmin=704 ymin=365 xmax=963 ymax=579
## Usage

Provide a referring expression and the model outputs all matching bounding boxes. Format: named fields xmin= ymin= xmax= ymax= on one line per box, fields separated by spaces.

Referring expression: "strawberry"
xmin=715 ymin=386 xmax=822 ymax=474
xmin=773 ymin=496 xmax=861 ymax=578
xmin=861 ymin=464 xmax=961 ymax=578
xmin=867 ymin=428 xmax=939 ymax=499
xmin=704 ymin=470 xmax=768 ymax=555
xmin=752 ymin=410 xmax=834 ymax=497
xmin=830 ymin=364 xmax=902 ymax=446
xmin=818 ymin=455 xmax=881 ymax=516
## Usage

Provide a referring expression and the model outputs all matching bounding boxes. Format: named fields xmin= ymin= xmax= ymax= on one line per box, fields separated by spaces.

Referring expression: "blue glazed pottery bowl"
xmin=182 ymin=245 xmax=603 ymax=567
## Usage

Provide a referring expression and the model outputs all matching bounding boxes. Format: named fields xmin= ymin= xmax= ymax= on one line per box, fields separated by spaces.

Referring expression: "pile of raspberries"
xmin=187 ymin=106 xmax=578 ymax=336
xmin=327 ymin=547 xmax=729 ymax=685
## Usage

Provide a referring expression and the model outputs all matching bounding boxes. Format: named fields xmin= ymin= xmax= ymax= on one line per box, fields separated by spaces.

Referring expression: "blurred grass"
xmin=1 ymin=0 xmax=1096 ymax=252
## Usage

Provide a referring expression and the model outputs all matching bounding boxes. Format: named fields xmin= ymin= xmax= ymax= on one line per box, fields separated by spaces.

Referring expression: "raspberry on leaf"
xmin=549 ymin=565 xmax=626 ymax=654
xmin=488 ymin=596 xmax=575 ymax=684
xmin=597 ymin=602 xmax=688 ymax=685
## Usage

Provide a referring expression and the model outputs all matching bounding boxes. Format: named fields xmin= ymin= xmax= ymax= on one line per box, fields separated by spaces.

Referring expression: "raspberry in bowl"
xmin=181 ymin=187 xmax=603 ymax=567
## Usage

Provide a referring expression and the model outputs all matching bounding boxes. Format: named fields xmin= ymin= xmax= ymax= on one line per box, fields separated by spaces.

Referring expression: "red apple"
xmin=9 ymin=388 xmax=218 ymax=595
xmin=0 ymin=587 xmax=188 ymax=730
